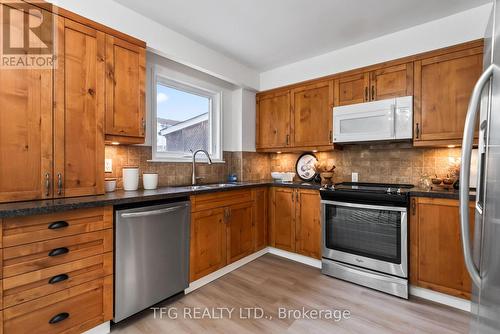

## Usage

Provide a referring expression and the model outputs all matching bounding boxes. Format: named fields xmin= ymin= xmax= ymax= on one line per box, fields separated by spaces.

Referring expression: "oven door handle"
xmin=321 ymin=200 xmax=407 ymax=212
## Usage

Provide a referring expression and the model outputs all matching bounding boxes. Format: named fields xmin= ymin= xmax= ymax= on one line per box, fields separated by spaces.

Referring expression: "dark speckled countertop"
xmin=0 ymin=180 xmax=474 ymax=219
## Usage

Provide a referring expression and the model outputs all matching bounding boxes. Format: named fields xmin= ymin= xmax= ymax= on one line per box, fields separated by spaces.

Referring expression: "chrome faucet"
xmin=191 ymin=149 xmax=213 ymax=185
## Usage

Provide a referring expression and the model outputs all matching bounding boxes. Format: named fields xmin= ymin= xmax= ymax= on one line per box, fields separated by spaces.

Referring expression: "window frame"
xmin=151 ymin=70 xmax=223 ymax=162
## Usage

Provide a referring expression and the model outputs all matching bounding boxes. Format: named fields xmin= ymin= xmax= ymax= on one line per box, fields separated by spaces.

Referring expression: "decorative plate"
xmin=295 ymin=153 xmax=318 ymax=181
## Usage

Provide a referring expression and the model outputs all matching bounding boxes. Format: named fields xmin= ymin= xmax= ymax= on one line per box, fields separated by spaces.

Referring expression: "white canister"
xmin=104 ymin=178 xmax=117 ymax=192
xmin=122 ymin=167 xmax=139 ymax=191
xmin=143 ymin=173 xmax=158 ymax=190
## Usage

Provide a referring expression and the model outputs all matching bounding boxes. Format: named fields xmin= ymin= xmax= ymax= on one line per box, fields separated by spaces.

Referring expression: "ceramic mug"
xmin=143 ymin=173 xmax=158 ymax=190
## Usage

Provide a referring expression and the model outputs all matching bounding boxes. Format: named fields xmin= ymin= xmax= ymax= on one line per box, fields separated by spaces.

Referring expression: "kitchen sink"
xmin=181 ymin=183 xmax=239 ymax=191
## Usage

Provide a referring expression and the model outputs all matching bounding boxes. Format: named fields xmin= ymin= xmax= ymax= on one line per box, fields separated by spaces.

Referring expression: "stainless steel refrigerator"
xmin=460 ymin=0 xmax=500 ymax=333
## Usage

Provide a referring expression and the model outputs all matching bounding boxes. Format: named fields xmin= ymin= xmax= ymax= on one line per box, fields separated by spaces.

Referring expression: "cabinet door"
xmin=54 ymin=19 xmax=105 ymax=197
xmin=190 ymin=208 xmax=226 ymax=282
xmin=410 ymin=197 xmax=475 ymax=299
xmin=226 ymin=202 xmax=254 ymax=264
xmin=0 ymin=5 xmax=53 ymax=203
xmin=291 ymin=81 xmax=333 ymax=147
xmin=333 ymin=73 xmax=370 ymax=106
xmin=295 ymin=190 xmax=321 ymax=259
xmin=256 ymin=91 xmax=290 ymax=149
xmin=370 ymin=63 xmax=413 ymax=101
xmin=105 ymin=35 xmax=146 ymax=142
xmin=270 ymin=187 xmax=295 ymax=252
xmin=253 ymin=188 xmax=268 ymax=251
xmin=414 ymin=47 xmax=482 ymax=145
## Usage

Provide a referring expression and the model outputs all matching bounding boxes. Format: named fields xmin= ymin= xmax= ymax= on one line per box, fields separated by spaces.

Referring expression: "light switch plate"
xmin=352 ymin=172 xmax=358 ymax=182
xmin=105 ymin=159 xmax=113 ymax=173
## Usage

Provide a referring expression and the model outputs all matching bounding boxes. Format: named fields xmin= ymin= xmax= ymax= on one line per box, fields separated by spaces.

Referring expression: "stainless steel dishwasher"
xmin=114 ymin=200 xmax=190 ymax=323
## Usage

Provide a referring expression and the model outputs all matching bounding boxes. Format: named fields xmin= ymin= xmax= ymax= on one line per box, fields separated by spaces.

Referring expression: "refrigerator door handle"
xmin=460 ymin=63 xmax=497 ymax=287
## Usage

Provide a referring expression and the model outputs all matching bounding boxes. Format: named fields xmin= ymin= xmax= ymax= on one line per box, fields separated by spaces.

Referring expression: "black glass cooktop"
xmin=333 ymin=182 xmax=414 ymax=193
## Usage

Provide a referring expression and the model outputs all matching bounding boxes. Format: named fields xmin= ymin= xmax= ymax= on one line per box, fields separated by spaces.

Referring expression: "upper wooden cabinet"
xmin=410 ymin=197 xmax=475 ymax=299
xmin=256 ymin=90 xmax=291 ymax=149
xmin=54 ymin=18 xmax=105 ymax=197
xmin=291 ymin=81 xmax=333 ymax=147
xmin=414 ymin=46 xmax=482 ymax=146
xmin=105 ymin=36 xmax=146 ymax=144
xmin=333 ymin=63 xmax=413 ymax=106
xmin=334 ymin=73 xmax=370 ymax=106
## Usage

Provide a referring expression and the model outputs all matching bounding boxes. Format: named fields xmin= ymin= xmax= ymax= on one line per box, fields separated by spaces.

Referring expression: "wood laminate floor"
xmin=112 ymin=254 xmax=470 ymax=334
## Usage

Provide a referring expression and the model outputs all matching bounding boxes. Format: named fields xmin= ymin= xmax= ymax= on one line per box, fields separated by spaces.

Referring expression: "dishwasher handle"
xmin=120 ymin=205 xmax=188 ymax=218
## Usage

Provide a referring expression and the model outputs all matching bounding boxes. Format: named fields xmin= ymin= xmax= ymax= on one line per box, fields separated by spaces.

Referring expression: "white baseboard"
xmin=267 ymin=247 xmax=322 ymax=268
xmin=410 ymin=285 xmax=471 ymax=312
xmin=185 ymin=248 xmax=268 ymax=294
xmin=185 ymin=247 xmax=469 ymax=313
xmin=83 ymin=321 xmax=110 ymax=334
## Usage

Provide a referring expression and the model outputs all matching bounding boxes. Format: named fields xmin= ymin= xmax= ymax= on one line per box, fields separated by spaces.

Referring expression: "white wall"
xmin=47 ymin=0 xmax=259 ymax=90
xmin=227 ymin=88 xmax=257 ymax=152
xmin=260 ymin=4 xmax=492 ymax=91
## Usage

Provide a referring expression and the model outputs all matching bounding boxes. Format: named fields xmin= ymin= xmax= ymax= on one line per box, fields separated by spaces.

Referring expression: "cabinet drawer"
xmin=191 ymin=189 xmax=253 ymax=212
xmin=2 ymin=207 xmax=113 ymax=247
xmin=4 ymin=279 xmax=106 ymax=334
xmin=3 ymin=253 xmax=112 ymax=308
xmin=3 ymin=230 xmax=112 ymax=278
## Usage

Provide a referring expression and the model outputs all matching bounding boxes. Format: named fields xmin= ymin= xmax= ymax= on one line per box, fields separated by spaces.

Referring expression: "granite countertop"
xmin=0 ymin=180 xmax=474 ymax=219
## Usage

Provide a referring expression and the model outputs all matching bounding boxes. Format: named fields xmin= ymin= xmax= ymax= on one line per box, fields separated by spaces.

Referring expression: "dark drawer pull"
xmin=49 ymin=312 xmax=69 ymax=324
xmin=48 ymin=221 xmax=69 ymax=230
xmin=48 ymin=247 xmax=69 ymax=257
xmin=48 ymin=274 xmax=69 ymax=284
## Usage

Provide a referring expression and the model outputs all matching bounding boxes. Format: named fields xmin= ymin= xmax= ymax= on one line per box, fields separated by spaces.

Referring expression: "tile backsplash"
xmin=105 ymin=143 xmax=462 ymax=189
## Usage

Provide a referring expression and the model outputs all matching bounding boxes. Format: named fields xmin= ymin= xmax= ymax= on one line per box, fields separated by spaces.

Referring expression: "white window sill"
xmin=147 ymin=158 xmax=225 ymax=164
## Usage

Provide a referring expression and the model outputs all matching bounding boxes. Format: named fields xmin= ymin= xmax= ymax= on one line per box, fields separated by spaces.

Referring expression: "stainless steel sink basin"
xmin=181 ymin=183 xmax=239 ymax=191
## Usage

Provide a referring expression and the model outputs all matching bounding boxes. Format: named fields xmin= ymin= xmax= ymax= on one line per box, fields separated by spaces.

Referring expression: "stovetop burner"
xmin=320 ymin=182 xmax=414 ymax=206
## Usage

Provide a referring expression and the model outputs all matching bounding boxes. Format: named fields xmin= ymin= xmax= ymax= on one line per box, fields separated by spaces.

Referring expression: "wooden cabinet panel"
xmin=414 ymin=47 xmax=482 ymax=145
xmin=334 ymin=73 xmax=370 ymax=106
xmin=253 ymin=188 xmax=268 ymax=251
xmin=0 ymin=4 xmax=53 ymax=203
xmin=190 ymin=208 xmax=226 ymax=282
xmin=256 ymin=91 xmax=290 ymax=149
xmin=270 ymin=188 xmax=295 ymax=252
xmin=191 ymin=189 xmax=252 ymax=212
xmin=105 ymin=35 xmax=146 ymax=143
xmin=226 ymin=202 xmax=254 ymax=264
xmin=370 ymin=63 xmax=413 ymax=101
xmin=295 ymin=190 xmax=321 ymax=259
xmin=54 ymin=19 xmax=105 ymax=198
xmin=410 ymin=197 xmax=475 ymax=299
xmin=291 ymin=81 xmax=333 ymax=147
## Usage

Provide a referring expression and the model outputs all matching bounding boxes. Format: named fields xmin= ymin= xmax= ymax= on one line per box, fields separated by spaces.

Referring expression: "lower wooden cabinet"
xmin=270 ymin=187 xmax=321 ymax=259
xmin=189 ymin=188 xmax=268 ymax=282
xmin=0 ymin=207 xmax=113 ymax=333
xmin=410 ymin=197 xmax=475 ymax=299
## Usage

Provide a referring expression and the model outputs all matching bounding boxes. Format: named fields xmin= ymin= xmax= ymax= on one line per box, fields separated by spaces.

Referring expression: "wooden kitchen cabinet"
xmin=105 ymin=35 xmax=146 ymax=144
xmin=226 ymin=202 xmax=254 ymax=264
xmin=291 ymin=81 xmax=334 ymax=148
xmin=414 ymin=46 xmax=482 ymax=146
xmin=270 ymin=187 xmax=321 ymax=258
xmin=253 ymin=188 xmax=269 ymax=251
xmin=370 ymin=63 xmax=413 ymax=101
xmin=189 ymin=208 xmax=227 ymax=282
xmin=0 ymin=4 xmax=53 ymax=203
xmin=54 ymin=18 xmax=105 ymax=197
xmin=256 ymin=90 xmax=291 ymax=149
xmin=334 ymin=73 xmax=370 ymax=106
xmin=410 ymin=197 xmax=475 ymax=299
xmin=295 ymin=189 xmax=321 ymax=259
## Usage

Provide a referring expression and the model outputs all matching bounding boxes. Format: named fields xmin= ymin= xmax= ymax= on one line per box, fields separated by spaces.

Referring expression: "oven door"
xmin=321 ymin=200 xmax=407 ymax=278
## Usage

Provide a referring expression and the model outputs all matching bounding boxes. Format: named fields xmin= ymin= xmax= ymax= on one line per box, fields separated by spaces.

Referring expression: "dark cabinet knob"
xmin=48 ymin=247 xmax=69 ymax=257
xmin=49 ymin=312 xmax=69 ymax=324
xmin=48 ymin=221 xmax=69 ymax=230
xmin=48 ymin=273 xmax=69 ymax=284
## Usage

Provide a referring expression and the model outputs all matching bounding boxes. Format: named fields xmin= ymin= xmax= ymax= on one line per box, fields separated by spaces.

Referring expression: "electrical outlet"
xmin=105 ymin=159 xmax=113 ymax=173
xmin=352 ymin=172 xmax=359 ymax=182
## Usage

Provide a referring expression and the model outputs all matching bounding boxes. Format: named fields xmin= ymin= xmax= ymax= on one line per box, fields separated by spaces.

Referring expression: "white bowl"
xmin=271 ymin=172 xmax=283 ymax=180
xmin=281 ymin=172 xmax=296 ymax=182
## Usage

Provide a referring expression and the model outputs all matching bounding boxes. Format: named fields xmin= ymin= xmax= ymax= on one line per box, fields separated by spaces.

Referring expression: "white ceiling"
xmin=114 ymin=0 xmax=491 ymax=71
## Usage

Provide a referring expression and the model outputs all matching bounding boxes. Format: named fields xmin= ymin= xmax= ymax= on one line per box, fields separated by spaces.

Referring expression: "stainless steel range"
xmin=320 ymin=182 xmax=413 ymax=299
